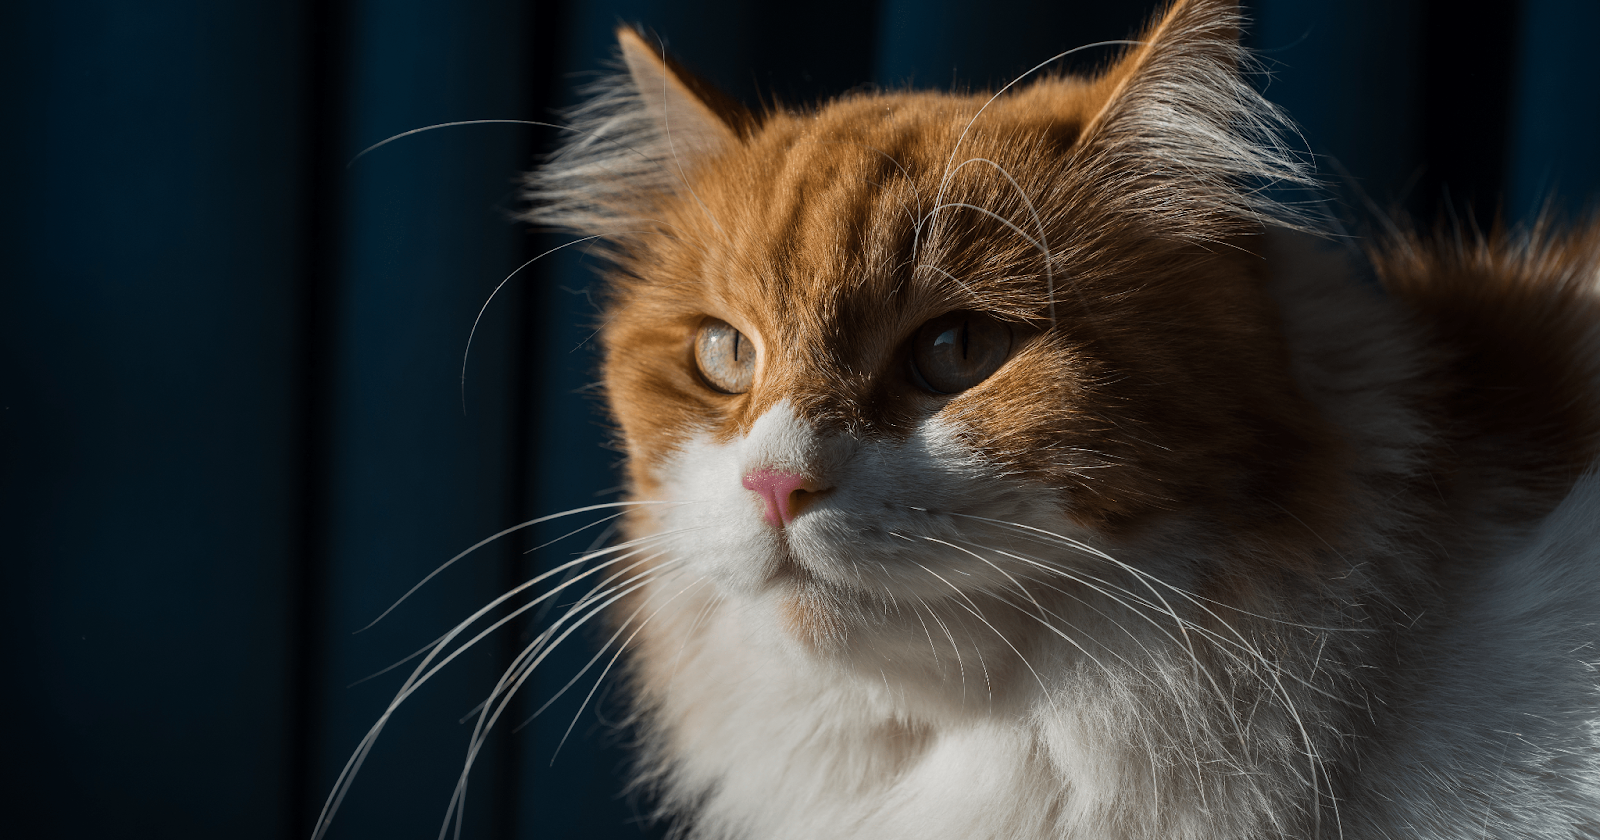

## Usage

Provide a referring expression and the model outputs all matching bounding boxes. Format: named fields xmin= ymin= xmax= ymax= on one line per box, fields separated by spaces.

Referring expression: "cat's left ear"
xmin=1074 ymin=0 xmax=1316 ymax=234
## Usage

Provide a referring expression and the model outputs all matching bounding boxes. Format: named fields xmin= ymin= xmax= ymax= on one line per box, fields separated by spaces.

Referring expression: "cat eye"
xmin=694 ymin=319 xmax=756 ymax=394
xmin=910 ymin=312 xmax=1013 ymax=394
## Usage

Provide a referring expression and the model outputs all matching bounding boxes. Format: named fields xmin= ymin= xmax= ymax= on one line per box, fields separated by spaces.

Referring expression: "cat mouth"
xmin=764 ymin=541 xmax=813 ymax=586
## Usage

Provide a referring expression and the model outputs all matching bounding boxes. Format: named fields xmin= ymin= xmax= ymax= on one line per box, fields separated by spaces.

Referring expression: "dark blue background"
xmin=4 ymin=1 xmax=1597 ymax=838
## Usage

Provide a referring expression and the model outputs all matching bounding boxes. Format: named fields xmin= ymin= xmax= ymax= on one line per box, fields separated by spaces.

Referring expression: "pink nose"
xmin=742 ymin=468 xmax=824 ymax=528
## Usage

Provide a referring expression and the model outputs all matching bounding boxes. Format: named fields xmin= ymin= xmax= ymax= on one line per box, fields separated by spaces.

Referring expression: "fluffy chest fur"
xmin=507 ymin=0 xmax=1600 ymax=837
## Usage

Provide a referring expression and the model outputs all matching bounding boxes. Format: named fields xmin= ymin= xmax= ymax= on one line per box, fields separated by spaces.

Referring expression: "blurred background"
xmin=3 ymin=0 xmax=1597 ymax=838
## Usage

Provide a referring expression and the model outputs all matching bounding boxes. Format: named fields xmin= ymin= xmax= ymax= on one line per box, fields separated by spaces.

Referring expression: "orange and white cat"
xmin=514 ymin=0 xmax=1600 ymax=837
xmin=514 ymin=1 xmax=1600 ymax=837
xmin=329 ymin=1 xmax=1600 ymax=837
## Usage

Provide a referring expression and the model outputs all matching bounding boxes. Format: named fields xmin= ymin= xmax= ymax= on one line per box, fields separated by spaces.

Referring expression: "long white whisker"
xmin=312 ymin=529 xmax=693 ymax=840
xmin=963 ymin=538 xmax=1245 ymax=763
xmin=945 ymin=518 xmax=1335 ymax=818
xmin=518 ymin=572 xmax=701 ymax=730
xmin=462 ymin=547 xmax=681 ymax=729
xmin=533 ymin=519 xmax=623 ymax=622
xmin=435 ymin=544 xmax=685 ymax=839
xmin=465 ymin=542 xmax=691 ymax=724
xmin=923 ymin=202 xmax=1049 ymax=255
xmin=945 ymin=511 xmax=1354 ymax=633
xmin=907 ymin=542 xmax=1053 ymax=706
xmin=945 ymin=156 xmax=1059 ymax=322
xmin=920 ymin=598 xmax=966 ymax=697
xmin=443 ymin=558 xmax=679 ymax=840
xmin=356 ymin=500 xmax=679 ymax=632
xmin=356 ymin=520 xmax=672 ymax=692
xmin=546 ymin=575 xmax=711 ymax=763
xmin=347 ymin=119 xmax=652 ymax=168
xmin=461 ymin=235 xmax=607 ymax=412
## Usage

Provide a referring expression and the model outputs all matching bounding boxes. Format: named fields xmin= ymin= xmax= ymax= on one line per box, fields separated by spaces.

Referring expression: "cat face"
xmin=531 ymin=0 xmax=1349 ymax=659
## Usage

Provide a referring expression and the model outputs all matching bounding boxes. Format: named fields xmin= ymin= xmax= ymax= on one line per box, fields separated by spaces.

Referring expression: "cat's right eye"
xmin=694 ymin=319 xmax=756 ymax=394
xmin=910 ymin=311 xmax=1013 ymax=394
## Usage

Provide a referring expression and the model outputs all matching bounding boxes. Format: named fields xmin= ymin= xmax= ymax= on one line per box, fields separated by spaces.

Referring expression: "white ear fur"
xmin=1076 ymin=0 xmax=1319 ymax=236
xmin=615 ymin=28 xmax=740 ymax=165
xmin=521 ymin=29 xmax=743 ymax=238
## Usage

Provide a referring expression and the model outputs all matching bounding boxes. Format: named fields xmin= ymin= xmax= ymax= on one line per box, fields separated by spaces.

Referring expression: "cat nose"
xmin=742 ymin=468 xmax=827 ymax=528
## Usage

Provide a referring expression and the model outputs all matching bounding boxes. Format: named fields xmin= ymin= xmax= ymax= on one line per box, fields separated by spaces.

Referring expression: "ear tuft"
xmin=615 ymin=28 xmax=753 ymax=155
xmin=522 ymin=28 xmax=751 ymax=238
xmin=1077 ymin=0 xmax=1320 ymax=237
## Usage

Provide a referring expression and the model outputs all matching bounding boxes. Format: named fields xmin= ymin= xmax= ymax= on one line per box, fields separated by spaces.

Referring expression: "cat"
xmin=319 ymin=0 xmax=1600 ymax=837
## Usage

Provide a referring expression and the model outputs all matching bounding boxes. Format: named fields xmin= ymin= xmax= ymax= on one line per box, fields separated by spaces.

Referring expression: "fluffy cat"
xmin=323 ymin=0 xmax=1600 ymax=837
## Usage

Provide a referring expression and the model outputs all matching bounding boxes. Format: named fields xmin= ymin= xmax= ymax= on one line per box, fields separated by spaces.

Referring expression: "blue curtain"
xmin=5 ymin=1 xmax=1596 ymax=838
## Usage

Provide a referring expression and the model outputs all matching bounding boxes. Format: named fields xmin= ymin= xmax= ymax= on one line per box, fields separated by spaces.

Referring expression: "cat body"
xmin=520 ymin=1 xmax=1600 ymax=837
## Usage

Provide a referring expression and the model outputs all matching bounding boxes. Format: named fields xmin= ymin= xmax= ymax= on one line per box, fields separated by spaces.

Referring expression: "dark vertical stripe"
xmin=287 ymin=0 xmax=351 ymax=835
xmin=1417 ymin=0 xmax=1523 ymax=228
xmin=501 ymin=1 xmax=576 ymax=834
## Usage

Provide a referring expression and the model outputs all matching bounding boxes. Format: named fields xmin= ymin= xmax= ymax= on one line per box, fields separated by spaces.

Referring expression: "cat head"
xmin=523 ymin=0 xmax=1347 ymax=662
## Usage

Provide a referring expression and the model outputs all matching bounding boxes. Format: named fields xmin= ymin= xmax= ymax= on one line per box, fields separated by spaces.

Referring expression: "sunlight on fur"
xmin=317 ymin=1 xmax=1600 ymax=837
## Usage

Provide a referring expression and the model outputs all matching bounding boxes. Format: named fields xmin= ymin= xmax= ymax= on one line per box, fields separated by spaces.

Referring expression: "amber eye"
xmin=695 ymin=318 xmax=756 ymax=394
xmin=910 ymin=311 xmax=1012 ymax=394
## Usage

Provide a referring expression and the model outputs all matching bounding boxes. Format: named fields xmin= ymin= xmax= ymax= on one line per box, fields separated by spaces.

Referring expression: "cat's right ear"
xmin=615 ymin=27 xmax=753 ymax=163
xmin=521 ymin=29 xmax=752 ymax=237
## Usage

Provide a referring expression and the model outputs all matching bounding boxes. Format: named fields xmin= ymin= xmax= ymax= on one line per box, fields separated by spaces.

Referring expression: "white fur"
xmin=1349 ymin=471 xmax=1600 ymax=838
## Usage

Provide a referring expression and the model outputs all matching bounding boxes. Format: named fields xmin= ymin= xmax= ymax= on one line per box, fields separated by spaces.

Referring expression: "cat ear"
xmin=1076 ymin=0 xmax=1317 ymax=235
xmin=521 ymin=29 xmax=752 ymax=237
xmin=614 ymin=27 xmax=750 ymax=163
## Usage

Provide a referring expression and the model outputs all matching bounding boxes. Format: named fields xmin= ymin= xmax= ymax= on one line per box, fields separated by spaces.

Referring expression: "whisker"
xmin=347 ymin=118 xmax=652 ymax=168
xmin=546 ymin=575 xmax=712 ymax=763
xmin=356 ymin=500 xmax=680 ymax=633
xmin=928 ymin=39 xmax=1143 ymax=237
xmin=351 ymin=519 xmax=662 ymax=691
xmin=532 ymin=519 xmax=623 ymax=623
xmin=941 ymin=519 xmax=1339 ymax=817
xmin=434 ymin=547 xmax=684 ymax=839
xmin=443 ymin=558 xmax=682 ymax=840
xmin=945 ymin=511 xmax=1356 ymax=634
xmin=905 ymin=545 xmax=1052 ymax=706
xmin=922 ymin=202 xmax=1049 ymax=256
xmin=461 ymin=235 xmax=607 ymax=413
xmin=312 ymin=528 xmax=695 ymax=840
xmin=939 ymin=156 xmax=1059 ymax=321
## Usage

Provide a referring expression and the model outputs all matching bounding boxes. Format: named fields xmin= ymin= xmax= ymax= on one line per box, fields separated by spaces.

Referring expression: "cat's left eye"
xmin=695 ymin=319 xmax=756 ymax=394
xmin=910 ymin=311 xmax=1013 ymax=394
